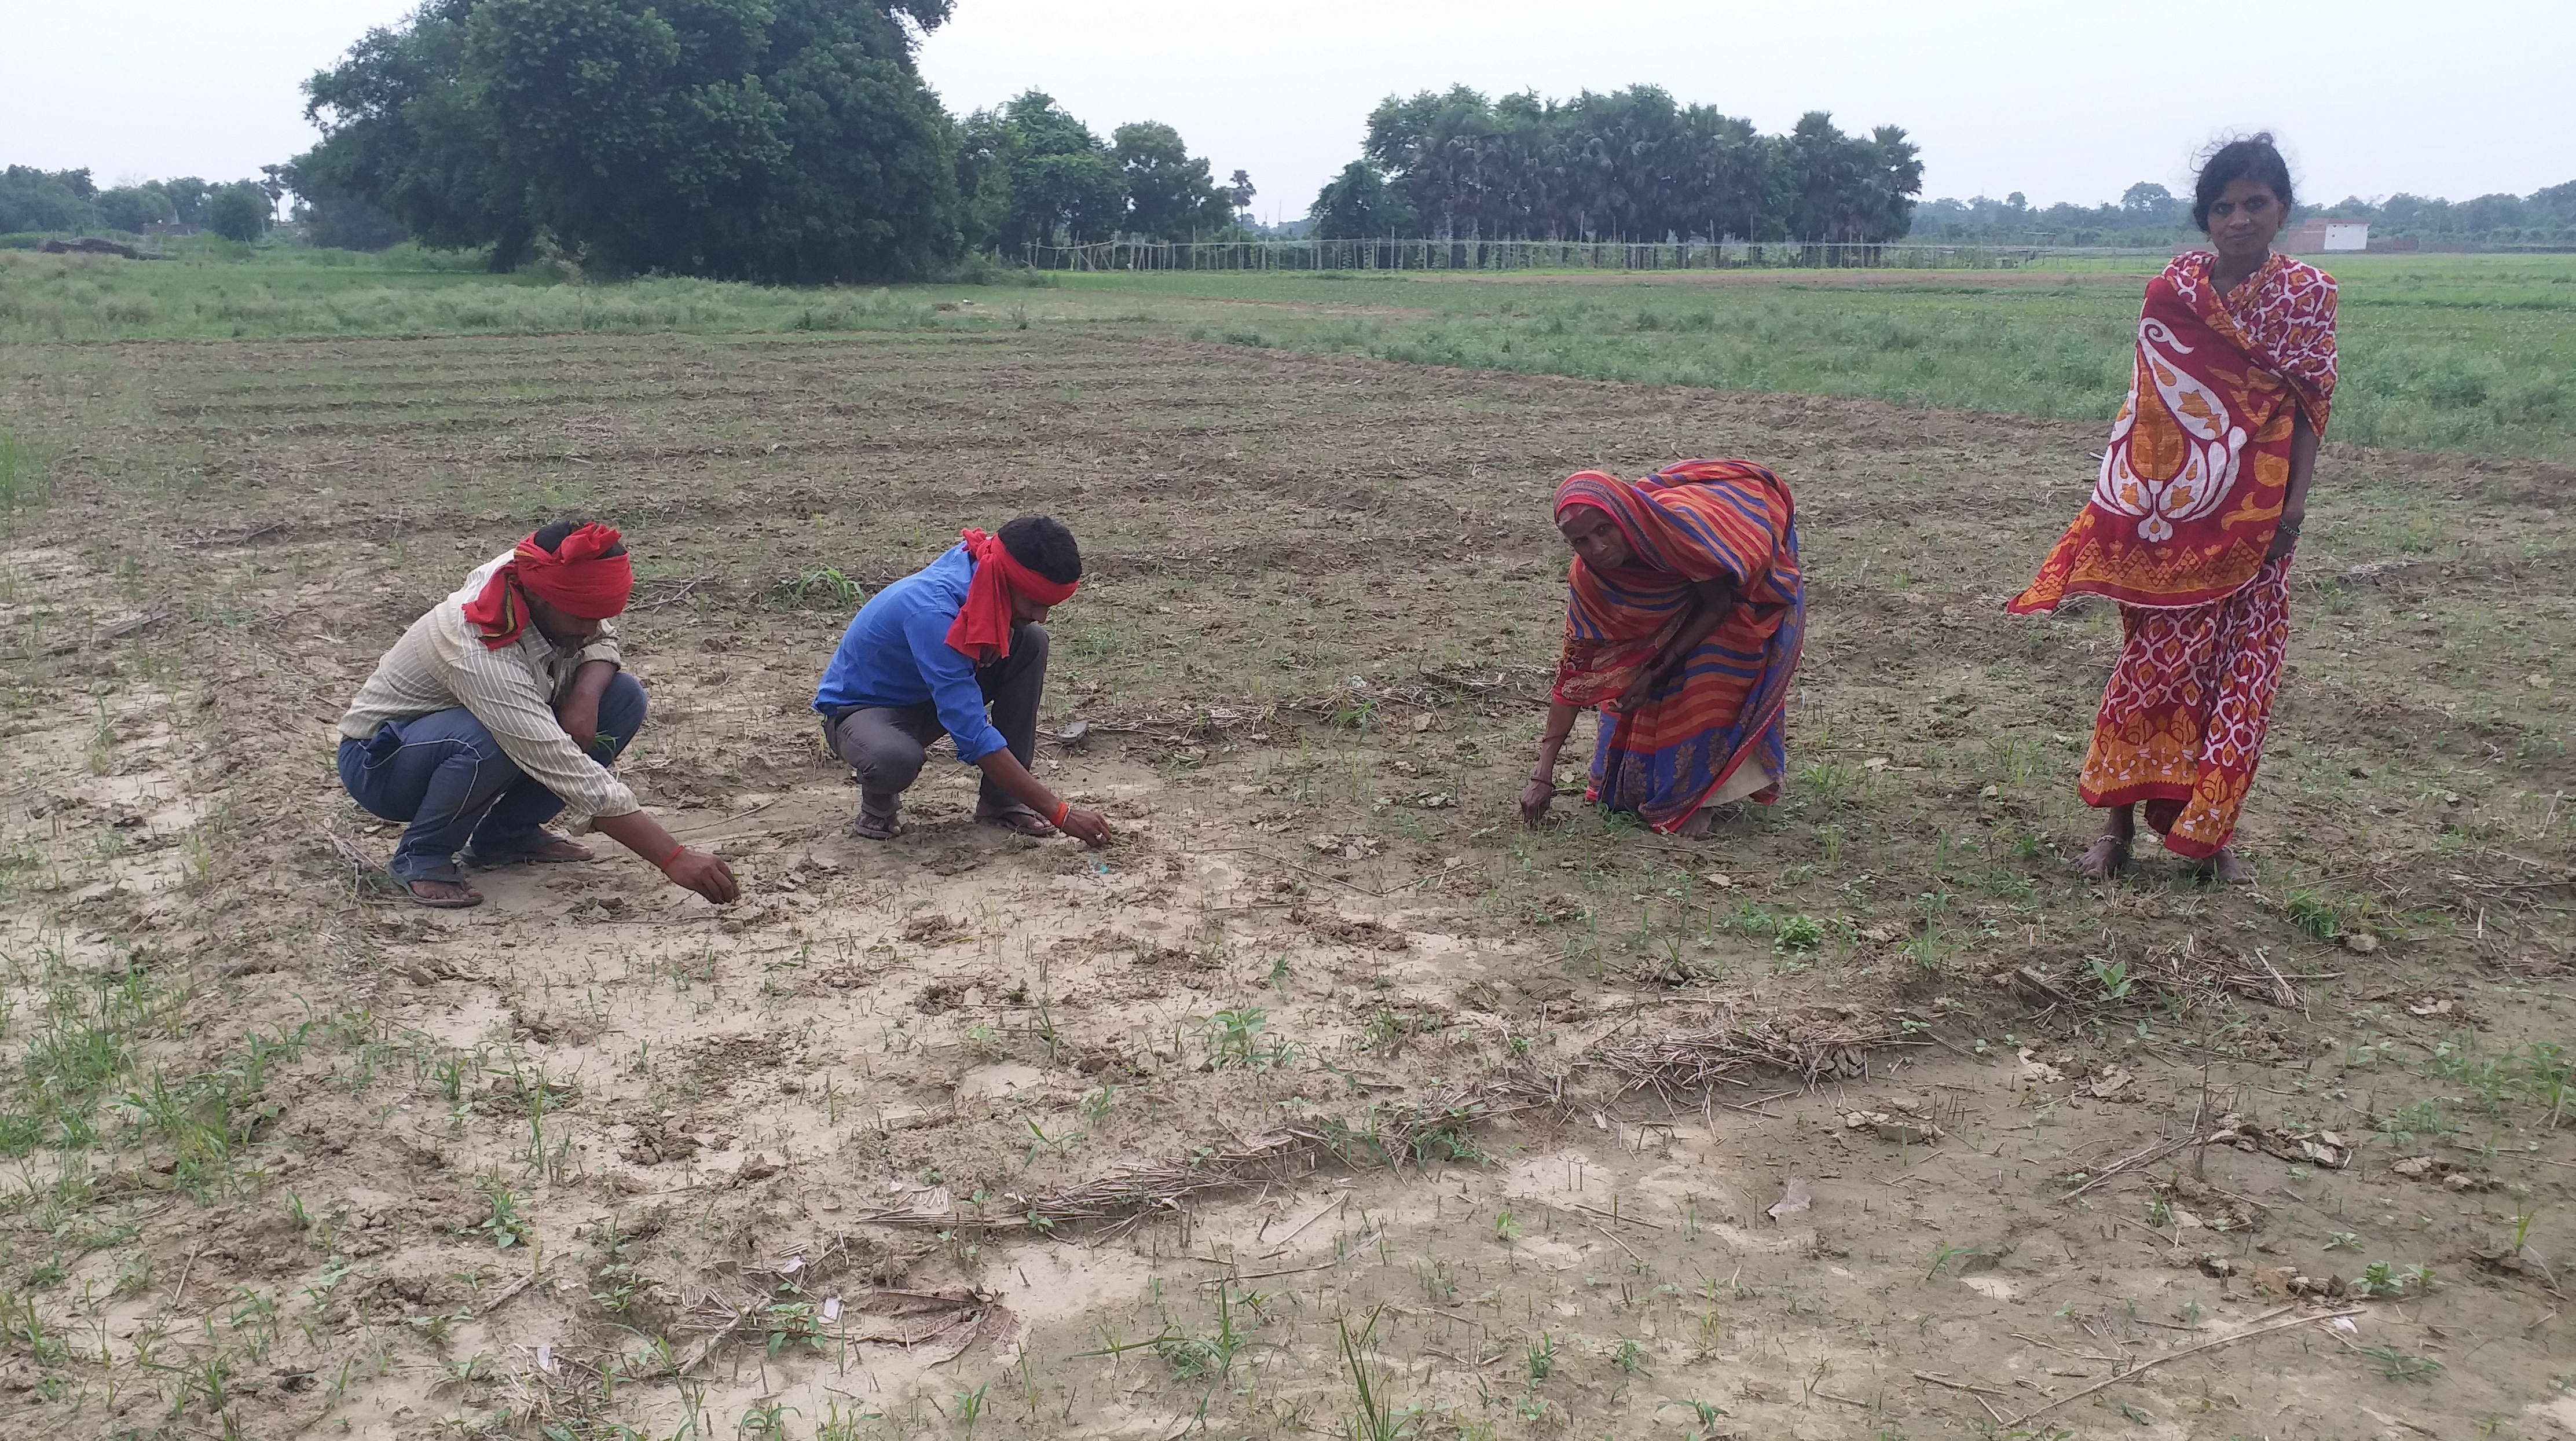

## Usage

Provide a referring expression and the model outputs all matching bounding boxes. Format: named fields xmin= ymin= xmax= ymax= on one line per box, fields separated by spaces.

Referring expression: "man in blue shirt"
xmin=813 ymin=516 xmax=1111 ymax=846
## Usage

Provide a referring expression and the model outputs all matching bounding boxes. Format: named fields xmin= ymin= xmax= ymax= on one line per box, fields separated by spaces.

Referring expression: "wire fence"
xmin=1020 ymin=238 xmax=2187 ymax=273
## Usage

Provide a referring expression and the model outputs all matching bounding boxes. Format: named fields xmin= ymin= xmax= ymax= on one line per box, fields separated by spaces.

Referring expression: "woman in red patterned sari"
xmin=2010 ymin=135 xmax=2336 ymax=882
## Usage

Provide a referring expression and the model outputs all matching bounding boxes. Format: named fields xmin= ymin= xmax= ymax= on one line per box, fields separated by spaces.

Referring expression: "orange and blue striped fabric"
xmin=1552 ymin=459 xmax=1804 ymax=833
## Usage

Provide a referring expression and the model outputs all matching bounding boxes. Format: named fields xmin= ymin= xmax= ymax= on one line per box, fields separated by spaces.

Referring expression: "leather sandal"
xmin=403 ymin=876 xmax=484 ymax=908
xmin=976 ymin=802 xmax=1056 ymax=837
xmin=850 ymin=795 xmax=903 ymax=841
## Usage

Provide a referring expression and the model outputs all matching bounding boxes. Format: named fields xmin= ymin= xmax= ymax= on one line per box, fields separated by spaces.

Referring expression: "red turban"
xmin=944 ymin=528 xmax=1077 ymax=662
xmin=460 ymin=523 xmax=635 ymax=649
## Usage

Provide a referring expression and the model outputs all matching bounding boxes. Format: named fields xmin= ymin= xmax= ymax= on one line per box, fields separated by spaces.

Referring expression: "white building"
xmin=2284 ymin=218 xmax=2370 ymax=254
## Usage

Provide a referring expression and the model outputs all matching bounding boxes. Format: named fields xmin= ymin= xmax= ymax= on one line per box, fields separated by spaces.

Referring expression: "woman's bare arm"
xmin=1519 ymin=699 xmax=1580 ymax=824
xmin=2270 ymin=409 xmax=2320 ymax=559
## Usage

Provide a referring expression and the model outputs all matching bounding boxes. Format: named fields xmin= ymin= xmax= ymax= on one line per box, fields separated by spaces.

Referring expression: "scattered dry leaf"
xmin=2015 ymin=1047 xmax=2064 ymax=1087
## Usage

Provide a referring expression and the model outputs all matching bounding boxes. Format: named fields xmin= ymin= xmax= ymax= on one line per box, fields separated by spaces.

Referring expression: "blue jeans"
xmin=336 ymin=672 xmax=647 ymax=881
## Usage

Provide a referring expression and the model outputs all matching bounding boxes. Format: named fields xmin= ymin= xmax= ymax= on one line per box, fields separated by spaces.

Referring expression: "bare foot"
xmin=2196 ymin=847 xmax=2252 ymax=885
xmin=2075 ymin=834 xmax=2131 ymax=881
xmin=1676 ymin=809 xmax=1716 ymax=839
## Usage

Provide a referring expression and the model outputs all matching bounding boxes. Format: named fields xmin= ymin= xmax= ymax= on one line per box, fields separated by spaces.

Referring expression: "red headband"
xmin=460 ymin=523 xmax=634 ymax=649
xmin=945 ymin=527 xmax=1077 ymax=661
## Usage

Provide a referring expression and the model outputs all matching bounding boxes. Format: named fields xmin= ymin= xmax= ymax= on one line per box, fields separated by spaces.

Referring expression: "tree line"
xmin=0 ymin=167 xmax=279 ymax=241
xmin=1908 ymin=185 xmax=2193 ymax=246
xmin=1309 ymin=87 xmax=1923 ymax=244
xmin=286 ymin=0 xmax=1252 ymax=281
xmin=1909 ymin=178 xmax=2576 ymax=247
xmin=2307 ymin=182 xmax=2576 ymax=245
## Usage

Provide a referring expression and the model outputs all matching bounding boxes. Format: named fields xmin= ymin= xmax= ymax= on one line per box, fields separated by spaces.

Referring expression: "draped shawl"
xmin=2011 ymin=251 xmax=2337 ymax=614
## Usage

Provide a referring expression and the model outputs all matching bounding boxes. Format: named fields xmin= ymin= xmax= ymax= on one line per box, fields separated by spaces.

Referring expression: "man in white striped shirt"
xmin=335 ymin=520 xmax=738 ymax=908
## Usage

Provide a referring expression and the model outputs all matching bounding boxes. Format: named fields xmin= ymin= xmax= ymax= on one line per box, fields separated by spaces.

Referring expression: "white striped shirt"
xmin=338 ymin=553 xmax=640 ymax=819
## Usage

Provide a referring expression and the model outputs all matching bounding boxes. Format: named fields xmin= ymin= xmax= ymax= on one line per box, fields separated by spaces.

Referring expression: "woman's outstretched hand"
xmin=1518 ymin=776 xmax=1555 ymax=825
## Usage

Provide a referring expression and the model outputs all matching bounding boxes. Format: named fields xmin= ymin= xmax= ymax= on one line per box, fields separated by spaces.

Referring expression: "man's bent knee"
xmin=834 ymin=717 xmax=927 ymax=794
xmin=597 ymin=670 xmax=649 ymax=742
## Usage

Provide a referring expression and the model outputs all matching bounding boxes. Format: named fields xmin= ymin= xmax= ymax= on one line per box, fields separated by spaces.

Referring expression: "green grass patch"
xmin=0 ymin=428 xmax=43 ymax=522
xmin=1043 ymin=255 xmax=2576 ymax=461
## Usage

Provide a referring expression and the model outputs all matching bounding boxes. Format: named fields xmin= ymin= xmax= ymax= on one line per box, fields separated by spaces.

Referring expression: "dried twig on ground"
xmin=631 ymin=576 xmax=714 ymax=610
xmin=2005 ymin=1307 xmax=2362 ymax=1425
xmin=2061 ymin=1136 xmax=2190 ymax=1200
xmin=1583 ymin=1012 xmax=1890 ymax=1099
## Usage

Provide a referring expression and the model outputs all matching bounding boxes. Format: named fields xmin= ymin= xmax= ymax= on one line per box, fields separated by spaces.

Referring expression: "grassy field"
xmin=3 ymin=244 xmax=2571 ymax=461
xmin=1087 ymin=257 xmax=2576 ymax=459
xmin=0 ymin=301 xmax=2568 ymax=1439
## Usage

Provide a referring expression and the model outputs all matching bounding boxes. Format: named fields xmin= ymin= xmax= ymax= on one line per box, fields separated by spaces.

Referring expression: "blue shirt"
xmin=812 ymin=545 xmax=1010 ymax=763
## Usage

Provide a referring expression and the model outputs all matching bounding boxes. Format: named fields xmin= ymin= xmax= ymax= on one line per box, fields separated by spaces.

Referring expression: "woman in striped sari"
xmin=1519 ymin=459 xmax=1804 ymax=838
xmin=2010 ymin=134 xmax=2336 ymax=882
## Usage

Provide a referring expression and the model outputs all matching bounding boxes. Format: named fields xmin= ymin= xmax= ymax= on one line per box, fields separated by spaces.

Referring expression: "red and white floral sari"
xmin=2010 ymin=251 xmax=2337 ymax=858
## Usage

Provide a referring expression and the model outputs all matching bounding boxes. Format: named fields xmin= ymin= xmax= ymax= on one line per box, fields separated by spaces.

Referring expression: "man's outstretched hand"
xmin=663 ymin=848 xmax=739 ymax=903
xmin=1057 ymin=806 xmax=1112 ymax=848
xmin=976 ymin=747 xmax=1111 ymax=849
xmin=595 ymin=810 xmax=738 ymax=902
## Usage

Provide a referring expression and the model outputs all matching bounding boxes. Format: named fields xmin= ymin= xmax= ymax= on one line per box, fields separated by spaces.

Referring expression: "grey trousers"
xmin=823 ymin=621 xmax=1047 ymax=812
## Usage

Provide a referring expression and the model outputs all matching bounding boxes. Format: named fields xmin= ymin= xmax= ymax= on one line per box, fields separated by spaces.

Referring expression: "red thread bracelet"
xmin=655 ymin=839 xmax=686 ymax=869
xmin=1051 ymin=801 xmax=1071 ymax=829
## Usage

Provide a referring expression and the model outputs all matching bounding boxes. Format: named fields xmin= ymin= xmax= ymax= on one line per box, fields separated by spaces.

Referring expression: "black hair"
xmin=530 ymin=517 xmax=626 ymax=558
xmin=2193 ymin=133 xmax=2296 ymax=233
xmin=999 ymin=515 xmax=1081 ymax=585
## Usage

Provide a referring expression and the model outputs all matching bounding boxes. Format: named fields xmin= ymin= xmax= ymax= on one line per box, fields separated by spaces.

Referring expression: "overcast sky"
xmin=6 ymin=0 xmax=2569 ymax=222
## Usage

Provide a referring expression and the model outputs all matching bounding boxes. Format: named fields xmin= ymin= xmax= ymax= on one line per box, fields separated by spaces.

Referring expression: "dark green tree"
xmin=2529 ymin=180 xmax=2576 ymax=229
xmin=954 ymin=107 xmax=1020 ymax=252
xmin=94 ymin=185 xmax=175 ymax=233
xmin=1354 ymin=85 xmax=1912 ymax=243
xmin=2120 ymin=181 xmax=2178 ymax=222
xmin=278 ymin=159 xmax=411 ymax=249
xmin=968 ymin=91 xmax=1122 ymax=248
xmin=0 ymin=167 xmax=98 ymax=233
xmin=153 ymin=178 xmax=212 ymax=229
xmin=1775 ymin=113 xmax=1919 ymax=244
xmin=206 ymin=181 xmax=274 ymax=241
xmin=1112 ymin=121 xmax=1232 ymax=240
xmin=1309 ymin=160 xmax=1417 ymax=238
xmin=296 ymin=0 xmax=961 ymax=279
